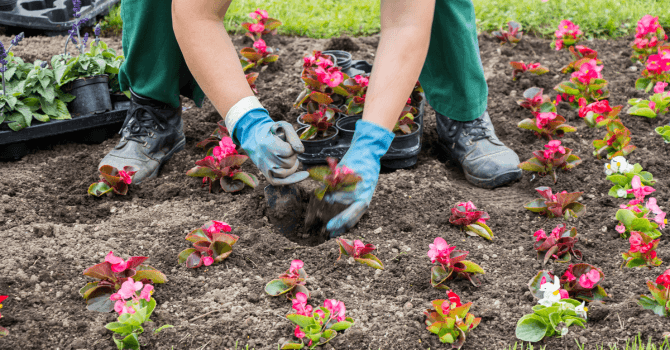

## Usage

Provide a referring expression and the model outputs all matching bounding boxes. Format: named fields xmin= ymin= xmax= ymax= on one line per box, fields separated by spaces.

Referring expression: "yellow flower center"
xmin=584 ymin=307 xmax=589 ymax=312
xmin=616 ymin=162 xmax=621 ymax=167
xmin=665 ymin=219 xmax=668 ymax=224
xmin=564 ymin=26 xmax=568 ymax=29
xmin=553 ymin=290 xmax=559 ymax=296
xmin=0 ymin=304 xmax=3 ymax=309
xmin=606 ymin=164 xmax=611 ymax=169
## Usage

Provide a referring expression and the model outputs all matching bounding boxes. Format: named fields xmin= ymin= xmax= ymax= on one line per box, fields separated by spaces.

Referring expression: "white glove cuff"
xmin=224 ymin=96 xmax=264 ymax=135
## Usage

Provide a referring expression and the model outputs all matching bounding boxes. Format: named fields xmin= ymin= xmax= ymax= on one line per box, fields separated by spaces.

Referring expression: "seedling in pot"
xmin=621 ymin=231 xmax=662 ymax=269
xmin=592 ymin=120 xmax=636 ymax=160
xmin=604 ymin=158 xmax=655 ymax=199
xmin=105 ymin=278 xmax=173 ymax=350
xmin=424 ymin=290 xmax=481 ymax=348
xmin=628 ymin=82 xmax=670 ymax=118
xmin=241 ymin=8 xmax=282 ymax=41
xmin=524 ymin=187 xmax=585 ymax=220
xmin=578 ymin=99 xmax=622 ymax=128
xmin=510 ymin=61 xmax=549 ymax=81
xmin=561 ymin=45 xmax=601 ymax=74
xmin=186 ymin=136 xmax=259 ymax=193
xmin=533 ymin=224 xmax=582 ymax=265
xmin=340 ymin=74 xmax=368 ymax=115
xmin=518 ymin=140 xmax=581 ymax=183
xmin=265 ymin=259 xmax=310 ymax=299
xmin=88 ymin=165 xmax=136 ymax=197
xmin=428 ymin=237 xmax=485 ymax=289
xmin=15 ymin=59 xmax=76 ymax=124
xmin=554 ymin=59 xmax=609 ymax=108
xmin=178 ymin=220 xmax=239 ymax=268
xmin=0 ymin=295 xmax=8 ymax=336
xmin=282 ymin=293 xmax=354 ymax=349
xmin=299 ymin=105 xmax=336 ymax=140
xmin=635 ymin=50 xmax=670 ymax=93
xmin=631 ymin=15 xmax=667 ymax=63
xmin=552 ymin=20 xmax=583 ymax=51
xmin=638 ymin=269 xmax=670 ymax=317
xmin=393 ymin=111 xmax=417 ymax=135
xmin=0 ymin=32 xmax=23 ymax=97
xmin=492 ymin=21 xmax=523 ymax=46
xmin=295 ymin=50 xmax=344 ymax=114
xmin=79 ymin=251 xmax=167 ymax=313
xmin=337 ymin=238 xmax=383 ymax=270
xmin=449 ymin=201 xmax=494 ymax=240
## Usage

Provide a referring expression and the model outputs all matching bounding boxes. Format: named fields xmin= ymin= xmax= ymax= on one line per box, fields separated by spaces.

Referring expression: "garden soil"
xmin=0 ymin=31 xmax=669 ymax=350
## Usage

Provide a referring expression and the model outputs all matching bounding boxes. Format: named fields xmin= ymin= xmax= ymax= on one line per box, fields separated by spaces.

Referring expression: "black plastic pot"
xmin=0 ymin=0 xmax=17 ymax=11
xmin=63 ymin=75 xmax=113 ymax=116
xmin=297 ymin=126 xmax=339 ymax=154
xmin=322 ymin=50 xmax=352 ymax=72
xmin=344 ymin=60 xmax=373 ymax=78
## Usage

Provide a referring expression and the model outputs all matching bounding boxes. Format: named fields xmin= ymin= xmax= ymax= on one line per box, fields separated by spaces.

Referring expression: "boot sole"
xmin=137 ymin=137 xmax=186 ymax=184
xmin=437 ymin=141 xmax=522 ymax=189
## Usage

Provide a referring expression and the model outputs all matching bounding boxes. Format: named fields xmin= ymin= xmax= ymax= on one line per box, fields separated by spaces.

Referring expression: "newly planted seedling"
xmin=510 ymin=61 xmax=549 ymax=81
xmin=428 ymin=237 xmax=485 ymax=289
xmin=424 ymin=290 xmax=481 ymax=348
xmin=246 ymin=72 xmax=259 ymax=94
xmin=525 ymin=187 xmax=585 ymax=220
xmin=621 ymin=231 xmax=662 ymax=269
xmin=0 ymin=295 xmax=8 ymax=336
xmin=592 ymin=120 xmax=636 ymax=159
xmin=517 ymin=87 xmax=551 ymax=113
xmin=88 ymin=165 xmax=136 ymax=197
xmin=281 ymin=293 xmax=354 ymax=349
xmin=552 ymin=20 xmax=583 ymax=51
xmin=615 ymin=196 xmax=664 ymax=239
xmin=449 ymin=201 xmax=494 ymax=240
xmin=336 ymin=238 xmax=384 ymax=270
xmin=635 ymin=51 xmax=670 ymax=93
xmin=239 ymin=38 xmax=279 ymax=72
xmin=604 ymin=158 xmax=655 ymax=199
xmin=265 ymin=260 xmax=310 ymax=298
xmin=638 ymin=269 xmax=670 ymax=317
xmin=631 ymin=15 xmax=667 ymax=63
xmin=79 ymin=252 xmax=167 ymax=313
xmin=554 ymin=59 xmax=609 ymax=108
xmin=561 ymin=45 xmax=601 ymax=74
xmin=578 ymin=99 xmax=623 ymax=128
xmin=656 ymin=125 xmax=670 ymax=143
xmin=560 ymin=264 xmax=609 ymax=302
xmin=492 ymin=21 xmax=523 ymax=46
xmin=241 ymin=8 xmax=282 ymax=41
xmin=307 ymin=157 xmax=362 ymax=201
xmin=628 ymin=82 xmax=670 ymax=118
xmin=534 ymin=224 xmax=582 ymax=264
xmin=178 ymin=220 xmax=239 ymax=268
xmin=518 ymin=140 xmax=581 ymax=183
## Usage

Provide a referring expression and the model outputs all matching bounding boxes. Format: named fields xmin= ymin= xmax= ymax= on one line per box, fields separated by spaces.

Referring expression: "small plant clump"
xmin=615 ymin=194 xmax=664 ymax=240
xmin=0 ymin=295 xmax=8 ymax=336
xmin=518 ymin=140 xmax=581 ymax=183
xmin=238 ymin=9 xmax=281 ymax=94
xmin=492 ymin=21 xmax=523 ymax=46
xmin=336 ymin=238 xmax=384 ymax=270
xmin=281 ymin=293 xmax=354 ymax=349
xmin=635 ymin=48 xmax=670 ymax=93
xmin=340 ymin=74 xmax=368 ymax=116
xmin=631 ymin=15 xmax=667 ymax=63
xmin=448 ymin=201 xmax=494 ymax=240
xmin=560 ymin=45 xmax=601 ymax=74
xmin=510 ymin=61 xmax=549 ymax=81
xmin=656 ymin=125 xmax=670 ymax=143
xmin=533 ymin=223 xmax=582 ymax=265
xmin=428 ymin=237 xmax=485 ymax=289
xmin=529 ymin=264 xmax=609 ymax=303
xmin=524 ymin=187 xmax=585 ymax=220
xmin=628 ymin=82 xmax=670 ymax=118
xmin=178 ymin=220 xmax=239 ymax=268
xmin=265 ymin=259 xmax=310 ymax=298
xmin=621 ymin=231 xmax=663 ymax=269
xmin=517 ymin=88 xmax=575 ymax=140
xmin=424 ymin=290 xmax=481 ymax=348
xmin=603 ymin=157 xmax=655 ymax=199
xmin=592 ymin=120 xmax=636 ymax=160
xmin=241 ymin=8 xmax=282 ymax=41
xmin=88 ymin=165 xmax=136 ymax=197
xmin=638 ymin=269 xmax=670 ymax=317
xmin=577 ymin=99 xmax=623 ymax=128
xmin=554 ymin=59 xmax=609 ymax=108
xmin=307 ymin=157 xmax=362 ymax=200
xmin=552 ymin=20 xmax=583 ymax=51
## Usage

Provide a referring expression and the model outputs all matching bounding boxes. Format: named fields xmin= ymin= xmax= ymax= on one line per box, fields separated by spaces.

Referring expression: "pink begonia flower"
xmin=615 ymin=224 xmax=626 ymax=234
xmin=105 ymin=251 xmax=129 ymax=273
xmin=629 ymin=231 xmax=643 ymax=252
xmin=559 ymin=289 xmax=569 ymax=299
xmin=563 ymin=270 xmax=576 ymax=282
xmin=303 ymin=56 xmax=315 ymax=68
xmin=555 ymin=94 xmax=562 ymax=104
xmin=550 ymin=225 xmax=564 ymax=239
xmin=202 ymin=256 xmax=214 ymax=266
xmin=447 ymin=291 xmax=462 ymax=307
xmin=248 ymin=22 xmax=265 ymax=34
xmin=555 ymin=20 xmax=582 ymax=39
xmin=636 ymin=15 xmax=661 ymax=38
xmin=324 ymin=299 xmax=346 ymax=322
xmin=352 ymin=240 xmax=375 ymax=257
xmin=605 ymin=133 xmax=617 ymax=147
xmin=205 ymin=220 xmax=231 ymax=236
xmin=341 ymin=166 xmax=354 ymax=175
xmin=139 ymin=284 xmax=153 ymax=302
xmin=110 ymin=278 xmax=143 ymax=302
xmin=649 ymin=101 xmax=657 ymax=111
xmin=289 ymin=259 xmax=303 ymax=277
xmin=294 ymin=325 xmax=305 ymax=339
xmin=354 ymin=75 xmax=369 ymax=87
xmin=314 ymin=309 xmax=325 ymax=320
xmin=292 ymin=292 xmax=312 ymax=317
xmin=253 ymin=39 xmax=267 ymax=55
xmin=571 ymin=59 xmax=603 ymax=85
xmin=646 ymin=198 xmax=667 ymax=229
xmin=544 ymin=140 xmax=566 ymax=158
xmin=555 ymin=39 xmax=564 ymax=51
xmin=249 ymin=8 xmax=269 ymax=20
xmin=626 ymin=175 xmax=656 ymax=201
xmin=427 ymin=237 xmax=455 ymax=265
xmin=569 ymin=95 xmax=575 ymax=103
xmin=578 ymin=270 xmax=600 ymax=289
xmin=118 ymin=170 xmax=132 ymax=185
xmin=654 ymin=82 xmax=668 ymax=94
xmin=655 ymin=269 xmax=670 ymax=289
xmin=534 ymin=229 xmax=547 ymax=242
xmin=114 ymin=300 xmax=135 ymax=315
xmin=316 ymin=57 xmax=334 ymax=69
xmin=535 ymin=112 xmax=557 ymax=129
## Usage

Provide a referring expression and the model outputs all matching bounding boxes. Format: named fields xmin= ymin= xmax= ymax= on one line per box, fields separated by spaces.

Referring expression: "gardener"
xmin=98 ymin=0 xmax=521 ymax=238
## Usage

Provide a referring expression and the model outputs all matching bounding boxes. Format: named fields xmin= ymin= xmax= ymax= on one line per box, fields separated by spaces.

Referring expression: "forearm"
xmin=172 ymin=0 xmax=253 ymax=118
xmin=362 ymin=0 xmax=435 ymax=131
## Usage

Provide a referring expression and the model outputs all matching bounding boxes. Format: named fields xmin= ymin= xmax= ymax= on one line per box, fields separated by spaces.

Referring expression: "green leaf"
xmin=105 ymin=322 xmax=134 ymax=335
xmin=287 ymin=314 xmax=316 ymax=328
xmin=638 ymin=296 xmax=666 ymax=317
xmin=515 ymin=314 xmax=549 ymax=342
xmin=154 ymin=324 xmax=174 ymax=334
xmin=460 ymin=260 xmax=485 ymax=274
xmin=431 ymin=265 xmax=452 ymax=288
xmin=635 ymin=78 xmax=651 ymax=91
xmin=307 ymin=166 xmax=330 ymax=182
xmin=525 ymin=198 xmax=547 ymax=213
xmin=178 ymin=248 xmax=196 ymax=264
xmin=465 ymin=222 xmax=494 ymax=240
xmin=133 ymin=265 xmax=167 ymax=284
xmin=88 ymin=182 xmax=113 ymax=196
xmin=86 ymin=294 xmax=115 ymax=313
xmin=232 ymin=172 xmax=258 ymax=189
xmin=185 ymin=166 xmax=218 ymax=178
xmin=281 ymin=340 xmax=305 ymax=349
xmin=329 ymin=320 xmax=353 ymax=331
xmin=54 ymin=99 xmax=70 ymax=119
xmin=629 ymin=107 xmax=657 ymax=118
xmin=119 ymin=333 xmax=140 ymax=350
xmin=265 ymin=279 xmax=294 ymax=296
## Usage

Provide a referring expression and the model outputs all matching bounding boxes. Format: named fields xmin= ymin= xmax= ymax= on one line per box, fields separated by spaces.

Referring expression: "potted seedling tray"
xmin=0 ymin=0 xmax=119 ymax=33
xmin=0 ymin=97 xmax=129 ymax=160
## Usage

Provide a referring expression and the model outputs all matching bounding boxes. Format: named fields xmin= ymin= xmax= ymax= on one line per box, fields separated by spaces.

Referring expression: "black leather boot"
xmin=436 ymin=111 xmax=522 ymax=189
xmin=98 ymin=89 xmax=185 ymax=184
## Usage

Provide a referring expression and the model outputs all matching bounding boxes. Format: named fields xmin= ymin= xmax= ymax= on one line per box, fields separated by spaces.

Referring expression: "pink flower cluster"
xmin=554 ymin=20 xmax=583 ymax=50
xmin=634 ymin=15 xmax=667 ymax=49
xmin=291 ymin=293 xmax=347 ymax=341
xmin=542 ymin=140 xmax=565 ymax=160
xmin=533 ymin=224 xmax=564 ymax=242
xmin=110 ymin=278 xmax=153 ymax=315
xmin=253 ymin=39 xmax=267 ymax=55
xmin=645 ymin=52 xmax=670 ymax=76
xmin=628 ymin=232 xmax=660 ymax=260
xmin=201 ymin=220 xmax=232 ymax=266
xmin=354 ymin=75 xmax=369 ymax=87
xmin=535 ymin=111 xmax=557 ymax=129
xmin=212 ymin=137 xmax=237 ymax=162
xmin=118 ymin=170 xmax=132 ymax=185
xmin=105 ymin=251 xmax=131 ymax=273
xmin=449 ymin=201 xmax=489 ymax=226
xmin=571 ymin=59 xmax=603 ymax=85
xmin=287 ymin=259 xmax=303 ymax=278
xmin=563 ymin=269 xmax=600 ymax=289
xmin=247 ymin=9 xmax=269 ymax=33
xmin=303 ymin=53 xmax=333 ymax=69
xmin=427 ymin=237 xmax=455 ymax=266
xmin=578 ymin=99 xmax=612 ymax=120
xmin=656 ymin=269 xmax=670 ymax=289
xmin=352 ymin=240 xmax=375 ymax=258
xmin=315 ymin=66 xmax=344 ymax=88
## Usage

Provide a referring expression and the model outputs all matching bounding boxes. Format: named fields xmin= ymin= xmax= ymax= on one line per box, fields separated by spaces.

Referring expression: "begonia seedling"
xmin=393 ymin=111 xmax=417 ymax=135
xmin=621 ymin=231 xmax=663 ymax=269
xmin=80 ymin=252 xmax=167 ymax=313
xmin=656 ymin=125 xmax=670 ymax=143
xmin=241 ymin=8 xmax=282 ymax=41
xmin=592 ymin=120 xmax=636 ymax=160
xmin=300 ymin=105 xmax=336 ymax=140
xmin=282 ymin=293 xmax=354 ymax=349
xmin=265 ymin=260 xmax=310 ymax=299
xmin=246 ymin=72 xmax=259 ymax=94
xmin=88 ymin=165 xmax=137 ymax=197
xmin=605 ymin=159 xmax=655 ymax=199
xmin=339 ymin=74 xmax=368 ymax=115
xmin=518 ymin=140 xmax=581 ymax=183
xmin=510 ymin=61 xmax=549 ymax=80
xmin=578 ymin=99 xmax=623 ymax=128
xmin=534 ymin=224 xmax=582 ymax=265
xmin=552 ymin=20 xmax=583 ymax=51
xmin=186 ymin=136 xmax=258 ymax=193
xmin=635 ymin=51 xmax=670 ymax=93
xmin=428 ymin=237 xmax=485 ymax=289
xmin=615 ymin=198 xmax=664 ymax=240
xmin=424 ymin=290 xmax=481 ymax=348
xmin=295 ymin=51 xmax=345 ymax=119
xmin=492 ymin=21 xmax=523 ymax=46
xmin=525 ymin=187 xmax=585 ymax=220
xmin=105 ymin=278 xmax=173 ymax=350
xmin=529 ymin=265 xmax=609 ymax=303
xmin=628 ymin=82 xmax=670 ymax=118
xmin=638 ymin=269 xmax=670 ymax=317
xmin=178 ymin=220 xmax=239 ymax=269
xmin=448 ymin=201 xmax=494 ymax=240
xmin=336 ymin=238 xmax=384 ymax=270
xmin=307 ymin=157 xmax=362 ymax=201
xmin=631 ymin=15 xmax=667 ymax=63
xmin=0 ymin=295 xmax=8 ymax=336
xmin=517 ymin=109 xmax=576 ymax=140
xmin=561 ymin=45 xmax=601 ymax=74
xmin=239 ymin=38 xmax=279 ymax=72
xmin=554 ymin=59 xmax=609 ymax=108
xmin=517 ymin=87 xmax=551 ymax=113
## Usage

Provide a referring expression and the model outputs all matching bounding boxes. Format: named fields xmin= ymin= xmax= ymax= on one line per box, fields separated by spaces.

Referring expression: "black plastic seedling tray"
xmin=0 ymin=99 xmax=129 ymax=160
xmin=0 ymin=0 xmax=119 ymax=33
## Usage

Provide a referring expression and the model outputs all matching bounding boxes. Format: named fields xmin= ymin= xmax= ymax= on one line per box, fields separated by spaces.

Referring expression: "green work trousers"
xmin=419 ymin=0 xmax=488 ymax=122
xmin=117 ymin=0 xmax=204 ymax=108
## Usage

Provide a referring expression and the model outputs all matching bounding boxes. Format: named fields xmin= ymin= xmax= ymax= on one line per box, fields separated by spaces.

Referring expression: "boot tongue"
xmin=461 ymin=119 xmax=489 ymax=141
xmin=125 ymin=105 xmax=168 ymax=141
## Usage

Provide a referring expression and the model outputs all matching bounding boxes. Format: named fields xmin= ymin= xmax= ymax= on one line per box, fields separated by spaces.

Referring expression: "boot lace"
xmin=449 ymin=118 xmax=490 ymax=142
xmin=120 ymin=105 xmax=168 ymax=143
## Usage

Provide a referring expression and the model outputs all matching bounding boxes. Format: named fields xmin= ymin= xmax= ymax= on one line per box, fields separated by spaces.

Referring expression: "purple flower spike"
xmin=82 ymin=32 xmax=89 ymax=46
xmin=10 ymin=32 xmax=24 ymax=46
xmin=94 ymin=23 xmax=101 ymax=37
xmin=69 ymin=33 xmax=78 ymax=45
xmin=73 ymin=0 xmax=81 ymax=18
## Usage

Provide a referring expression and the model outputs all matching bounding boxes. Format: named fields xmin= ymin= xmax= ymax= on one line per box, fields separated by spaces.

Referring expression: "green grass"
xmin=575 ymin=334 xmax=670 ymax=350
xmin=99 ymin=3 xmax=122 ymax=36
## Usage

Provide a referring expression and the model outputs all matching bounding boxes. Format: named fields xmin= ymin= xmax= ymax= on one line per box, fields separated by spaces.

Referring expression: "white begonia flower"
xmin=616 ymin=188 xmax=627 ymax=198
xmin=604 ymin=163 xmax=615 ymax=176
xmin=621 ymin=163 xmax=634 ymax=174
xmin=610 ymin=156 xmax=631 ymax=174
xmin=575 ymin=301 xmax=588 ymax=319
xmin=538 ymin=275 xmax=562 ymax=307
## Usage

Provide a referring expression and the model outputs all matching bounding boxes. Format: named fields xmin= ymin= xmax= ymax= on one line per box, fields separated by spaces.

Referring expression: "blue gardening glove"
xmin=325 ymin=120 xmax=394 ymax=237
xmin=227 ymin=97 xmax=309 ymax=185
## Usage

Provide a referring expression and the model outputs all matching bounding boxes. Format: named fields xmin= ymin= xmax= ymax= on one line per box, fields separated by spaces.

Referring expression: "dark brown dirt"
xmin=0 ymin=30 xmax=669 ymax=350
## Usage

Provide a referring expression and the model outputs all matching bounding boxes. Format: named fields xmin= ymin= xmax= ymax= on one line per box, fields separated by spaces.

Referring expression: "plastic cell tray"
xmin=0 ymin=0 xmax=119 ymax=33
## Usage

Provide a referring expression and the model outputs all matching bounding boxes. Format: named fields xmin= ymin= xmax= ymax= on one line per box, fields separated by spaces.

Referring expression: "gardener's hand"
xmin=227 ymin=97 xmax=309 ymax=185
xmin=325 ymin=120 xmax=395 ymax=237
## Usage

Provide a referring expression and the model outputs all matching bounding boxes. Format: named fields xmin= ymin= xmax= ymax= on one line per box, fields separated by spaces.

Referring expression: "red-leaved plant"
xmin=561 ymin=45 xmax=601 ymax=74
xmin=424 ymin=290 xmax=481 ymax=348
xmin=592 ymin=120 xmax=636 ymax=160
xmin=246 ymin=72 xmax=259 ymax=94
xmin=88 ymin=165 xmax=136 ymax=197
xmin=578 ymin=99 xmax=623 ymax=128
xmin=178 ymin=220 xmax=238 ymax=269
xmin=631 ymin=15 xmax=668 ymax=63
xmin=492 ymin=21 xmax=523 ymax=46
xmin=300 ymin=105 xmax=336 ymax=140
xmin=518 ymin=140 xmax=581 ymax=183
xmin=307 ymin=157 xmax=362 ymax=200
xmin=533 ymin=223 xmax=582 ymax=265
xmin=552 ymin=20 xmax=583 ymax=51
xmin=340 ymin=74 xmax=368 ymax=115
xmin=510 ymin=61 xmax=549 ymax=80
xmin=621 ymin=231 xmax=662 ymax=269
xmin=265 ymin=259 xmax=310 ymax=298
xmin=524 ymin=187 xmax=586 ymax=220
xmin=635 ymin=48 xmax=670 ymax=93
xmin=428 ymin=237 xmax=485 ymax=289
xmin=517 ymin=89 xmax=576 ymax=140
xmin=240 ymin=38 xmax=279 ymax=72
xmin=393 ymin=110 xmax=418 ymax=135
xmin=241 ymin=8 xmax=282 ymax=41
xmin=295 ymin=51 xmax=345 ymax=115
xmin=336 ymin=238 xmax=384 ymax=270
xmin=529 ymin=264 xmax=609 ymax=303
xmin=0 ymin=295 xmax=8 ymax=336
xmin=554 ymin=59 xmax=609 ymax=108
xmin=517 ymin=87 xmax=551 ymax=113
xmin=80 ymin=252 xmax=167 ymax=312
xmin=186 ymin=135 xmax=259 ymax=192
xmin=282 ymin=293 xmax=354 ymax=349
xmin=449 ymin=201 xmax=493 ymax=240
xmin=638 ymin=269 xmax=670 ymax=317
